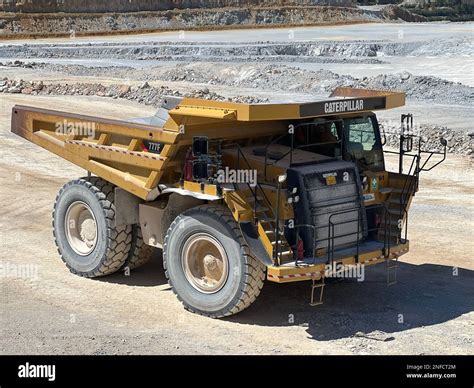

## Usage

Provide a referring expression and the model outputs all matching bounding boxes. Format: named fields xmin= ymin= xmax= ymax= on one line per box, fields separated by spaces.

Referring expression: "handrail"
xmin=222 ymin=142 xmax=274 ymax=210
xmin=264 ymin=132 xmax=289 ymax=181
xmin=263 ymin=120 xmax=344 ymax=181
xmin=222 ymin=142 xmax=283 ymax=265
xmin=286 ymin=203 xmax=394 ymax=266
xmin=327 ymin=203 xmax=395 ymax=264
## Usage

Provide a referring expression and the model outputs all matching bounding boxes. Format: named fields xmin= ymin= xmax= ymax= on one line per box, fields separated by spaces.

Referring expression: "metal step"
xmin=377 ymin=234 xmax=400 ymax=243
xmin=388 ymin=219 xmax=402 ymax=226
xmin=258 ymin=183 xmax=279 ymax=192
xmin=388 ymin=198 xmax=406 ymax=206
xmin=265 ymin=229 xmax=284 ymax=236
xmin=379 ymin=187 xmax=394 ymax=194
xmin=260 ymin=217 xmax=276 ymax=224
xmin=389 ymin=213 xmax=404 ymax=221
xmin=310 ymin=276 xmax=325 ymax=306
xmin=271 ymin=239 xmax=289 ymax=246
xmin=390 ymin=188 xmax=404 ymax=194
xmin=246 ymin=195 xmax=264 ymax=203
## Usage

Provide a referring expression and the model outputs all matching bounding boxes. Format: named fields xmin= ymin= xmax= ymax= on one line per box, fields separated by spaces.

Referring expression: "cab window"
xmin=344 ymin=116 xmax=384 ymax=171
xmin=293 ymin=121 xmax=342 ymax=158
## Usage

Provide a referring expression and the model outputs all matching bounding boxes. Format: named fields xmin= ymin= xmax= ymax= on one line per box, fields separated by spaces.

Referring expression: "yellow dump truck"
xmin=11 ymin=87 xmax=446 ymax=317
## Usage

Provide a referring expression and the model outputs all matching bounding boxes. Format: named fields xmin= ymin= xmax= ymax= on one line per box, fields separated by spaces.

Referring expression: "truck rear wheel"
xmin=122 ymin=225 xmax=157 ymax=271
xmin=163 ymin=205 xmax=266 ymax=318
xmin=53 ymin=177 xmax=132 ymax=278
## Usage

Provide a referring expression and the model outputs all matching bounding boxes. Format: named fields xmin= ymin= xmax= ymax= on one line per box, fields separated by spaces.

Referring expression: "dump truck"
xmin=11 ymin=87 xmax=446 ymax=318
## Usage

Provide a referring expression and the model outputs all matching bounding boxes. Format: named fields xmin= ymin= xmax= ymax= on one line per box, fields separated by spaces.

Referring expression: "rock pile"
xmin=0 ymin=78 xmax=268 ymax=106
xmin=379 ymin=121 xmax=473 ymax=157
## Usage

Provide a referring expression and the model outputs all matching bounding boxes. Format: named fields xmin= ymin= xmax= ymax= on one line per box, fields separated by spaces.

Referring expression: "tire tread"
xmin=163 ymin=204 xmax=266 ymax=318
xmin=52 ymin=176 xmax=132 ymax=278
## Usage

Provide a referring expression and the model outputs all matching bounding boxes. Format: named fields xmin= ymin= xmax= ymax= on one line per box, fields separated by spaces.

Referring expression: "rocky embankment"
xmin=0 ymin=5 xmax=425 ymax=37
xmin=3 ymin=61 xmax=472 ymax=106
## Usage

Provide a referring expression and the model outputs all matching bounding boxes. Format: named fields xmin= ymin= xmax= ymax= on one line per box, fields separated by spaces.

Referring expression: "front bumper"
xmin=266 ymin=241 xmax=409 ymax=283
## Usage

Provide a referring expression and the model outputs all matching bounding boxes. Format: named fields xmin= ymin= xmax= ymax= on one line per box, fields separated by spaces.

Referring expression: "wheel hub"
xmin=203 ymin=254 xmax=218 ymax=271
xmin=79 ymin=218 xmax=97 ymax=246
xmin=65 ymin=201 xmax=98 ymax=256
xmin=181 ymin=233 xmax=229 ymax=294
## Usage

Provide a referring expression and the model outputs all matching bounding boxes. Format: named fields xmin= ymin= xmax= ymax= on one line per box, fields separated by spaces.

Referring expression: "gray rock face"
xmin=0 ymin=5 xmax=424 ymax=36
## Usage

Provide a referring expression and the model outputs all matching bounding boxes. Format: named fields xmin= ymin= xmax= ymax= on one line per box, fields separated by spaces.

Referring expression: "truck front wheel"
xmin=52 ymin=177 xmax=132 ymax=278
xmin=163 ymin=205 xmax=266 ymax=318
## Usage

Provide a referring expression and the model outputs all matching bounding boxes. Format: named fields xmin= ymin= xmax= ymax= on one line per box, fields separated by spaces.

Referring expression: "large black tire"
xmin=163 ymin=205 xmax=266 ymax=318
xmin=52 ymin=177 xmax=132 ymax=278
xmin=122 ymin=224 xmax=157 ymax=271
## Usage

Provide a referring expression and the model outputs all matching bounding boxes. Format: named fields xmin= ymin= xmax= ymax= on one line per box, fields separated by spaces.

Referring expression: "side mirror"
xmin=192 ymin=136 xmax=208 ymax=157
xmin=440 ymin=138 xmax=448 ymax=147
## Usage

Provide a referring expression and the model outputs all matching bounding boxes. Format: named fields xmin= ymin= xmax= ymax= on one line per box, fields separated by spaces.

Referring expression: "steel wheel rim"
xmin=65 ymin=201 xmax=98 ymax=256
xmin=181 ymin=233 xmax=229 ymax=294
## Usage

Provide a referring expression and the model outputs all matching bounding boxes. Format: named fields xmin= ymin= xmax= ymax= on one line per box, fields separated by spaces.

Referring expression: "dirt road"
xmin=0 ymin=94 xmax=472 ymax=355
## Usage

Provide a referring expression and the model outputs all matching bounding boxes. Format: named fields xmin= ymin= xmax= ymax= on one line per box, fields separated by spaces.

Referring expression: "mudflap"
xmin=239 ymin=221 xmax=273 ymax=267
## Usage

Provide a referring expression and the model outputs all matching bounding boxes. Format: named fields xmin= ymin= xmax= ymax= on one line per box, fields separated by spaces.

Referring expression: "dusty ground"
xmin=0 ymin=94 xmax=472 ymax=355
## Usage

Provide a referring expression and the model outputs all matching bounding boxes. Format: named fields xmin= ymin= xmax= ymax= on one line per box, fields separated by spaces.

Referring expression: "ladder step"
xmin=246 ymin=196 xmax=264 ymax=203
xmin=389 ymin=198 xmax=406 ymax=204
xmin=234 ymin=183 xmax=253 ymax=190
xmin=379 ymin=187 xmax=394 ymax=194
xmin=390 ymin=188 xmax=404 ymax=193
xmin=271 ymin=240 xmax=289 ymax=246
xmin=265 ymin=230 xmax=283 ymax=236
xmin=389 ymin=214 xmax=403 ymax=220
xmin=377 ymin=233 xmax=400 ymax=241
xmin=258 ymin=183 xmax=279 ymax=192
xmin=310 ymin=277 xmax=325 ymax=306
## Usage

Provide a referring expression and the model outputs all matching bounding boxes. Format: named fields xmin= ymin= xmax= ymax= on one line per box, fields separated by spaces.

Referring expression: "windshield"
xmin=292 ymin=120 xmax=342 ymax=158
xmin=343 ymin=116 xmax=384 ymax=171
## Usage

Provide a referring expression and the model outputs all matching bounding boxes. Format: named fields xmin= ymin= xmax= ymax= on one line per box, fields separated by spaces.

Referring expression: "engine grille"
xmin=287 ymin=160 xmax=367 ymax=257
